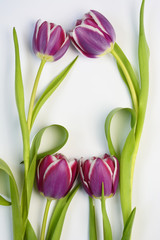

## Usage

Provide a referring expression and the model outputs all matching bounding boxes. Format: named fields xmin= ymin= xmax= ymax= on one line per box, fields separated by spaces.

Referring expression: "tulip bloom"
xmin=33 ymin=20 xmax=70 ymax=61
xmin=36 ymin=154 xmax=78 ymax=199
xmin=79 ymin=154 xmax=119 ymax=198
xmin=69 ymin=10 xmax=116 ymax=58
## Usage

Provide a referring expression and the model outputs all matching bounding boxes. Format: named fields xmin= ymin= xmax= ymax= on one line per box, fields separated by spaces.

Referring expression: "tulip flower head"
xmin=80 ymin=154 xmax=119 ymax=198
xmin=69 ymin=10 xmax=116 ymax=58
xmin=33 ymin=20 xmax=70 ymax=62
xmin=36 ymin=154 xmax=78 ymax=199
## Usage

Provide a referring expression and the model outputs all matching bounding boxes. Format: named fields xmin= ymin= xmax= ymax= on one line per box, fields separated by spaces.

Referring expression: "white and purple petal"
xmin=90 ymin=10 xmax=116 ymax=42
xmin=89 ymin=158 xmax=113 ymax=197
xmin=43 ymin=158 xmax=71 ymax=199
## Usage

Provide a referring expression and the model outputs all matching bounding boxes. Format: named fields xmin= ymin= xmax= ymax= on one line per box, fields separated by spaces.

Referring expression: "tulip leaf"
xmin=89 ymin=197 xmax=97 ymax=240
xmin=25 ymin=220 xmax=37 ymax=240
xmin=119 ymin=110 xmax=136 ymax=225
xmin=46 ymin=185 xmax=79 ymax=240
xmin=0 ymin=159 xmax=22 ymax=240
xmin=121 ymin=208 xmax=136 ymax=240
xmin=135 ymin=0 xmax=149 ymax=142
xmin=105 ymin=107 xmax=122 ymax=159
xmin=30 ymin=56 xmax=78 ymax=128
xmin=13 ymin=28 xmax=30 ymax=172
xmin=101 ymin=183 xmax=112 ymax=240
xmin=105 ymin=108 xmax=136 ymax=225
xmin=105 ymin=107 xmax=136 ymax=158
xmin=0 ymin=195 xmax=11 ymax=206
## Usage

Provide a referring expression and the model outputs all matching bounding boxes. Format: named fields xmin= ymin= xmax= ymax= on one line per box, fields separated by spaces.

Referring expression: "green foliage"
xmin=46 ymin=185 xmax=79 ymax=240
xmin=0 ymin=159 xmax=22 ymax=240
xmin=31 ymin=56 xmax=78 ymax=128
xmin=121 ymin=208 xmax=136 ymax=240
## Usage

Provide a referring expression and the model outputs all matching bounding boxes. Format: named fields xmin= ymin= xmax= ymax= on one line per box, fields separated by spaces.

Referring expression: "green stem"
xmin=101 ymin=183 xmax=112 ymax=240
xmin=111 ymin=43 xmax=139 ymax=118
xmin=89 ymin=197 xmax=97 ymax=240
xmin=27 ymin=59 xmax=46 ymax=131
xmin=40 ymin=199 xmax=52 ymax=240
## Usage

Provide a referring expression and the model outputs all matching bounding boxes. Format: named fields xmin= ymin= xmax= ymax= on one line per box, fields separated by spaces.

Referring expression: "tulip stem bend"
xmin=40 ymin=199 xmax=52 ymax=240
xmin=111 ymin=43 xmax=139 ymax=119
xmin=27 ymin=59 xmax=46 ymax=131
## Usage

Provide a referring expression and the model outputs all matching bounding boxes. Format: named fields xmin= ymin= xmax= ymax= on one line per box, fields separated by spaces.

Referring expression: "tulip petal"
xmin=43 ymin=159 xmax=71 ymax=199
xmin=32 ymin=20 xmax=39 ymax=54
xmin=70 ymin=34 xmax=97 ymax=58
xmin=90 ymin=10 xmax=116 ymax=42
xmin=89 ymin=158 xmax=112 ymax=197
xmin=67 ymin=159 xmax=78 ymax=192
xmin=36 ymin=155 xmax=54 ymax=193
xmin=53 ymin=36 xmax=70 ymax=61
xmin=73 ymin=26 xmax=110 ymax=56
xmin=46 ymin=25 xmax=65 ymax=56
xmin=37 ymin=21 xmax=48 ymax=53
xmin=79 ymin=158 xmax=93 ymax=196
xmin=112 ymin=157 xmax=119 ymax=194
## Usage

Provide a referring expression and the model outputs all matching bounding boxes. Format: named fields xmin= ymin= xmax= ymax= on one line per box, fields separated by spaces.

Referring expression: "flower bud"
xmin=36 ymin=154 xmax=78 ymax=199
xmin=69 ymin=10 xmax=116 ymax=58
xmin=33 ymin=20 xmax=70 ymax=62
xmin=79 ymin=154 xmax=119 ymax=198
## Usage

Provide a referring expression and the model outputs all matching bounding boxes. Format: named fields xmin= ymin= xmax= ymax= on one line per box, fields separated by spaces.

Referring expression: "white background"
xmin=0 ymin=0 xmax=160 ymax=239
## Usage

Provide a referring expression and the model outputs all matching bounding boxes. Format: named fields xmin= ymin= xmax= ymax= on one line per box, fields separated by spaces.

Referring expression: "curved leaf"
xmin=31 ymin=56 xmax=78 ymax=128
xmin=0 ymin=195 xmax=11 ymax=206
xmin=105 ymin=108 xmax=136 ymax=159
xmin=105 ymin=107 xmax=121 ymax=159
xmin=13 ymin=28 xmax=30 ymax=172
xmin=121 ymin=208 xmax=136 ymax=240
xmin=0 ymin=159 xmax=22 ymax=240
xmin=89 ymin=197 xmax=97 ymax=240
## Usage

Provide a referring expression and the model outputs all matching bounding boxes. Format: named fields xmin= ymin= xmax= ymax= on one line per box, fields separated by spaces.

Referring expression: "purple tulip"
xmin=36 ymin=154 xmax=78 ymax=199
xmin=79 ymin=154 xmax=119 ymax=198
xmin=33 ymin=20 xmax=70 ymax=62
xmin=69 ymin=10 xmax=116 ymax=58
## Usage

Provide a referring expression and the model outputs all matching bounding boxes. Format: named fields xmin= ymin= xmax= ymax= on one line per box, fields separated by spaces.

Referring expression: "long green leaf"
xmin=121 ymin=208 xmax=136 ymax=240
xmin=47 ymin=185 xmax=79 ymax=240
xmin=89 ymin=197 xmax=97 ymax=240
xmin=101 ymin=183 xmax=112 ymax=240
xmin=119 ymin=109 xmax=136 ymax=225
xmin=135 ymin=0 xmax=149 ymax=146
xmin=0 ymin=195 xmax=11 ymax=206
xmin=25 ymin=220 xmax=37 ymax=240
xmin=0 ymin=159 xmax=22 ymax=240
xmin=13 ymin=28 xmax=30 ymax=172
xmin=31 ymin=56 xmax=78 ymax=128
